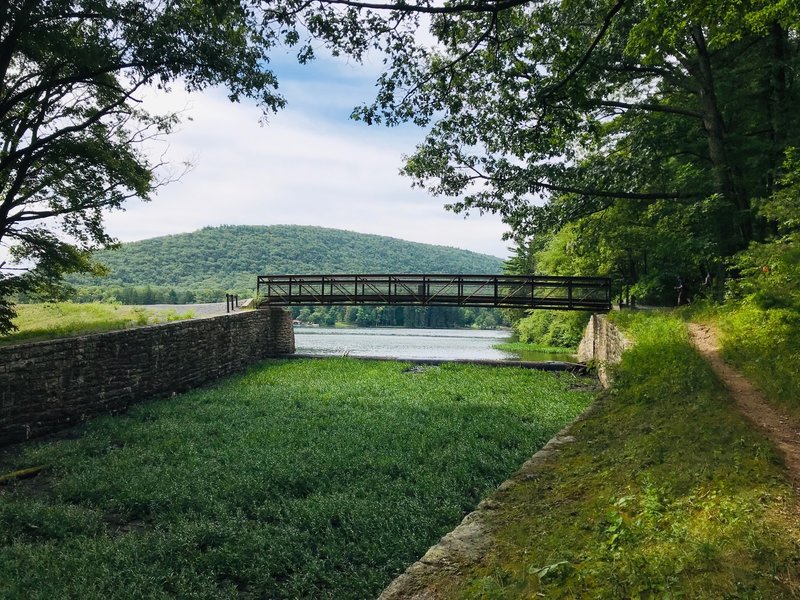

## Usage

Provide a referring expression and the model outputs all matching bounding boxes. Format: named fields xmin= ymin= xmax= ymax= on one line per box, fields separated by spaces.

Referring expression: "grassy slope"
xmin=425 ymin=312 xmax=800 ymax=598
xmin=0 ymin=303 xmax=193 ymax=346
xmin=694 ymin=302 xmax=800 ymax=421
xmin=0 ymin=359 xmax=591 ymax=599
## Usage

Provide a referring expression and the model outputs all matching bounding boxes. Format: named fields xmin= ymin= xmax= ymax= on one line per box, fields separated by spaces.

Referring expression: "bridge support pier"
xmin=261 ymin=307 xmax=295 ymax=356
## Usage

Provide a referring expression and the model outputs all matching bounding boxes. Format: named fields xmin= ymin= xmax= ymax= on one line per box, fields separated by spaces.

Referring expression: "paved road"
xmin=147 ymin=301 xmax=250 ymax=319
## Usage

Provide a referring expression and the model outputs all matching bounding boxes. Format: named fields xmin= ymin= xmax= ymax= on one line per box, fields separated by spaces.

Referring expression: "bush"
xmin=728 ymin=148 xmax=800 ymax=311
xmin=514 ymin=310 xmax=591 ymax=348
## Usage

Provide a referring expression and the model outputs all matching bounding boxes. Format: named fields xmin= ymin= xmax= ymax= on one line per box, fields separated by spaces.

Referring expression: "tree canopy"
xmin=3 ymin=0 xmax=799 ymax=334
xmin=0 ymin=0 xmax=296 ymax=331
xmin=353 ymin=0 xmax=799 ymax=302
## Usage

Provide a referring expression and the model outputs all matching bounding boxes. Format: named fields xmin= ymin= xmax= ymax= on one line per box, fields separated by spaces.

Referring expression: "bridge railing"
xmin=256 ymin=274 xmax=611 ymax=311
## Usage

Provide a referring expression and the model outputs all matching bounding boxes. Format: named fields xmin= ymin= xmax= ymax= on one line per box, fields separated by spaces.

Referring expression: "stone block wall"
xmin=577 ymin=314 xmax=631 ymax=388
xmin=0 ymin=308 xmax=294 ymax=447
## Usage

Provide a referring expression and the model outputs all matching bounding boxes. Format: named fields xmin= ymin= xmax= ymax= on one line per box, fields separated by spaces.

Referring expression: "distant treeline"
xmin=290 ymin=304 xmax=507 ymax=329
xmin=59 ymin=224 xmax=509 ymax=328
xmin=66 ymin=285 xmax=507 ymax=329
xmin=70 ymin=285 xmax=224 ymax=305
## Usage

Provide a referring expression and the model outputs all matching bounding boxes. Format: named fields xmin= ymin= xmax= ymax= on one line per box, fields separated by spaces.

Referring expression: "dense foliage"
xmin=512 ymin=310 xmax=590 ymax=349
xmin=343 ymin=0 xmax=800 ymax=305
xmin=0 ymin=359 xmax=591 ymax=599
xmin=728 ymin=150 xmax=800 ymax=309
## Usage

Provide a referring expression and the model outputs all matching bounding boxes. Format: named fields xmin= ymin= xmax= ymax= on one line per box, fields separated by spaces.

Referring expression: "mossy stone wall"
xmin=577 ymin=314 xmax=630 ymax=388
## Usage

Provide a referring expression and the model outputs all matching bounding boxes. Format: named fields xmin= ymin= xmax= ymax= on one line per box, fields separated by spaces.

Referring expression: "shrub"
xmin=514 ymin=310 xmax=591 ymax=348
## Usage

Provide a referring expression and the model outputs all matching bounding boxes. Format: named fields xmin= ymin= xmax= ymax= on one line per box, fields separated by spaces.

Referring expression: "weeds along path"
xmin=689 ymin=323 xmax=800 ymax=491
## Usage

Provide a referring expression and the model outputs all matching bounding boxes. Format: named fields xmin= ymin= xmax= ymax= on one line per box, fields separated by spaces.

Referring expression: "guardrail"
xmin=256 ymin=274 xmax=611 ymax=311
xmin=226 ymin=294 xmax=239 ymax=313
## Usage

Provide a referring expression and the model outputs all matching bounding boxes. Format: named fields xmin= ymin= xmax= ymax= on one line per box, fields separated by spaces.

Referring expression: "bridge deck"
xmin=256 ymin=274 xmax=611 ymax=311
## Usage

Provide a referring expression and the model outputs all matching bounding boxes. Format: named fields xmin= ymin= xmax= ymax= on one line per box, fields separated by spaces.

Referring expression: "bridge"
xmin=256 ymin=274 xmax=611 ymax=311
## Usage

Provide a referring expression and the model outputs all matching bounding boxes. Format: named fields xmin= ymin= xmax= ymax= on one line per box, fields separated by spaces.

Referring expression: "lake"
xmin=294 ymin=327 xmax=577 ymax=362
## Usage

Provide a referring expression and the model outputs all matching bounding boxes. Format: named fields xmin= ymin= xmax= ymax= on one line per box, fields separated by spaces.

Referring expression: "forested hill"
xmin=71 ymin=225 xmax=504 ymax=301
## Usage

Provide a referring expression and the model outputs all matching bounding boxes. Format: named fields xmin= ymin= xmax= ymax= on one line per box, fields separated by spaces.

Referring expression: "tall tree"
xmin=0 ymin=0 xmax=289 ymax=332
xmin=347 ymin=0 xmax=799 ymax=296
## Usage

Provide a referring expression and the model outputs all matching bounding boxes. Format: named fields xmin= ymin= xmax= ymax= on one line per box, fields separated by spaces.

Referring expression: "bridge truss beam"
xmin=256 ymin=274 xmax=611 ymax=311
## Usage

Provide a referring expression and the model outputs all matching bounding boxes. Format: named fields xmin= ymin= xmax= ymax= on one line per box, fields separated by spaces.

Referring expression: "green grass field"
xmin=422 ymin=312 xmax=800 ymax=598
xmin=1 ymin=303 xmax=194 ymax=346
xmin=0 ymin=359 xmax=592 ymax=599
xmin=493 ymin=341 xmax=577 ymax=356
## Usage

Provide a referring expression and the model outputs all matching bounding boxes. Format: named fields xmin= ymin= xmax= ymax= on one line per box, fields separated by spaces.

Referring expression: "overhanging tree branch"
xmin=460 ymin=164 xmax=696 ymax=200
xmin=540 ymin=0 xmax=627 ymax=98
xmin=395 ymin=10 xmax=498 ymax=110
xmin=0 ymin=74 xmax=155 ymax=174
xmin=532 ymin=179 xmax=697 ymax=200
xmin=592 ymin=99 xmax=704 ymax=119
xmin=311 ymin=0 xmax=535 ymax=14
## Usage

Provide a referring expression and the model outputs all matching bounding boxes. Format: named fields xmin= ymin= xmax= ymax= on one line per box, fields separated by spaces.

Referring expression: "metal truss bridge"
xmin=256 ymin=274 xmax=611 ymax=311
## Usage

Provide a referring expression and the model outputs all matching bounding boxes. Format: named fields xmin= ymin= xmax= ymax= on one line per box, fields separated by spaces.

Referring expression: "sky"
xmin=102 ymin=48 xmax=512 ymax=259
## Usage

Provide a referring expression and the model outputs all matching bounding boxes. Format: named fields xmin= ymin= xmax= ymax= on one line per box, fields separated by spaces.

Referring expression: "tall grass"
xmin=493 ymin=342 xmax=575 ymax=355
xmin=439 ymin=312 xmax=800 ymax=598
xmin=714 ymin=301 xmax=800 ymax=420
xmin=1 ymin=303 xmax=194 ymax=346
xmin=0 ymin=359 xmax=592 ymax=599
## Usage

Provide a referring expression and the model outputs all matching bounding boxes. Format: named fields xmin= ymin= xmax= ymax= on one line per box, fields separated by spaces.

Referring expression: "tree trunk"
xmin=768 ymin=21 xmax=788 ymax=191
xmin=690 ymin=25 xmax=750 ymax=250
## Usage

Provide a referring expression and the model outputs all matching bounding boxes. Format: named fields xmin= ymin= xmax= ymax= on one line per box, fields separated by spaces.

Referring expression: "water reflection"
xmin=294 ymin=327 xmax=576 ymax=362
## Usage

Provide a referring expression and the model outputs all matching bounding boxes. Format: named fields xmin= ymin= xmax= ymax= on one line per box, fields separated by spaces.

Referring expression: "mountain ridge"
xmin=72 ymin=225 xmax=505 ymax=301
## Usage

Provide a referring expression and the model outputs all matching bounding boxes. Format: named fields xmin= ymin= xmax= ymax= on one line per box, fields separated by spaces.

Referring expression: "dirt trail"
xmin=689 ymin=323 xmax=800 ymax=491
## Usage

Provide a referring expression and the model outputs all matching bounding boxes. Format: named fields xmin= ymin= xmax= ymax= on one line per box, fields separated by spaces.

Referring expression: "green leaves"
xmin=0 ymin=0 xmax=298 ymax=331
xmin=360 ymin=0 xmax=800 ymax=300
xmin=731 ymin=149 xmax=800 ymax=309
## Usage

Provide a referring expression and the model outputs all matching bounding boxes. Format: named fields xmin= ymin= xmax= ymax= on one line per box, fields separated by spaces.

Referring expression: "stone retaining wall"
xmin=378 ymin=314 xmax=627 ymax=598
xmin=0 ymin=308 xmax=294 ymax=447
xmin=577 ymin=313 xmax=631 ymax=388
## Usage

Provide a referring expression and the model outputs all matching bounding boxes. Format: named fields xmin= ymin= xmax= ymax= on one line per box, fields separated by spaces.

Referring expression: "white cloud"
xmin=103 ymin=59 xmax=512 ymax=260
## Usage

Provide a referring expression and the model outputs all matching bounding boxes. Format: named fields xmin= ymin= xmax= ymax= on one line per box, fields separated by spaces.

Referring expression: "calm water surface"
xmin=294 ymin=327 xmax=576 ymax=362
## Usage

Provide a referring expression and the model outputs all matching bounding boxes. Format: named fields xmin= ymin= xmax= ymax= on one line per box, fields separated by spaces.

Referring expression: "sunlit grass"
xmin=1 ymin=302 xmax=195 ymax=346
xmin=429 ymin=312 xmax=800 ymax=598
xmin=493 ymin=342 xmax=576 ymax=354
xmin=717 ymin=304 xmax=800 ymax=420
xmin=679 ymin=300 xmax=800 ymax=420
xmin=0 ymin=359 xmax=592 ymax=599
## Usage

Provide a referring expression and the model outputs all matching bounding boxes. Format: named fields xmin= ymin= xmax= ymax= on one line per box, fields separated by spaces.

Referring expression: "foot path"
xmin=688 ymin=323 xmax=800 ymax=492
